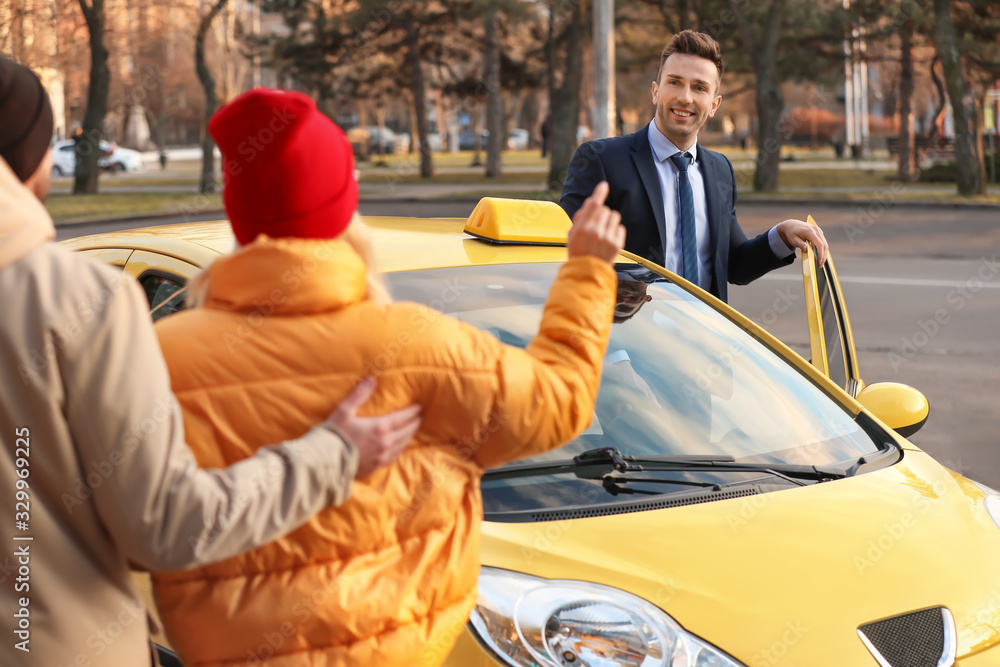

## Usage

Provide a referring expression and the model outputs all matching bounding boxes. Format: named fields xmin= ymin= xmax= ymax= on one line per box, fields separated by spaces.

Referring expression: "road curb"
xmin=52 ymin=194 xmax=998 ymax=228
xmin=360 ymin=194 xmax=999 ymax=209
xmin=737 ymin=196 xmax=1000 ymax=210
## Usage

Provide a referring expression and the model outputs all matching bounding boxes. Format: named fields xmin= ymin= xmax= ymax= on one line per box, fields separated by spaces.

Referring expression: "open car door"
xmin=800 ymin=215 xmax=929 ymax=437
xmin=801 ymin=215 xmax=863 ymax=398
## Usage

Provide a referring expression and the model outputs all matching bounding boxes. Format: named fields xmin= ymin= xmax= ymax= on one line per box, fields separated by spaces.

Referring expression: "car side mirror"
xmin=855 ymin=382 xmax=929 ymax=438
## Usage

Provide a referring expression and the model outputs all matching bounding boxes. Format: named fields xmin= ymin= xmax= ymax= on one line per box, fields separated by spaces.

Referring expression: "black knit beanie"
xmin=0 ymin=56 xmax=54 ymax=182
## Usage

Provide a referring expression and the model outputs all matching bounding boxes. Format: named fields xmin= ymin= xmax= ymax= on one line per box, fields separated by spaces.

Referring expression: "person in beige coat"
xmin=0 ymin=56 xmax=420 ymax=667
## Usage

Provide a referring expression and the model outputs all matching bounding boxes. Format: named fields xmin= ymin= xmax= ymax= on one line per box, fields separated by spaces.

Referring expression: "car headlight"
xmin=470 ymin=567 xmax=744 ymax=667
xmin=972 ymin=480 xmax=1000 ymax=530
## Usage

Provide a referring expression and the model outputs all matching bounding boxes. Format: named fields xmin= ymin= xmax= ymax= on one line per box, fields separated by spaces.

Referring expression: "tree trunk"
xmin=547 ymin=0 xmax=586 ymax=193
xmin=484 ymin=8 xmax=503 ymax=177
xmin=753 ymin=68 xmax=783 ymax=192
xmin=405 ymin=19 xmax=433 ymax=178
xmin=752 ymin=0 xmax=785 ymax=192
xmin=196 ymin=0 xmax=228 ymax=195
xmin=678 ymin=0 xmax=692 ymax=31
xmin=546 ymin=2 xmax=555 ymax=109
xmin=435 ymin=89 xmax=450 ymax=153
xmin=470 ymin=108 xmax=483 ymax=166
xmin=75 ymin=0 xmax=109 ymax=194
xmin=358 ymin=103 xmax=369 ymax=162
xmin=897 ymin=19 xmax=918 ymax=182
xmin=932 ymin=0 xmax=984 ymax=196
xmin=916 ymin=57 xmax=947 ymax=166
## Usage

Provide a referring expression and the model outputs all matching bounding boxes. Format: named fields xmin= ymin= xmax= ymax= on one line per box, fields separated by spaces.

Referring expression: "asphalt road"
xmin=56 ymin=200 xmax=1000 ymax=489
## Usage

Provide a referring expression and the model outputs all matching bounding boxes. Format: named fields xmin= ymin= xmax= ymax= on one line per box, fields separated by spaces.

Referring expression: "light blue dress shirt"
xmin=646 ymin=120 xmax=792 ymax=290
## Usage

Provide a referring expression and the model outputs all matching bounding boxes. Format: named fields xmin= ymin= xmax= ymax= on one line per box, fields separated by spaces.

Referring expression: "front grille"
xmin=857 ymin=607 xmax=955 ymax=667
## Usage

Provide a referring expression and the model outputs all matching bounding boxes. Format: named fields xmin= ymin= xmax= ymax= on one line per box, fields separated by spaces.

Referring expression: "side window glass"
xmin=815 ymin=263 xmax=847 ymax=388
xmin=139 ymin=273 xmax=188 ymax=322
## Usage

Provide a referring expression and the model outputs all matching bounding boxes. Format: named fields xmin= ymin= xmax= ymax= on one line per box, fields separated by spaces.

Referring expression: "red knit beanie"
xmin=208 ymin=88 xmax=358 ymax=246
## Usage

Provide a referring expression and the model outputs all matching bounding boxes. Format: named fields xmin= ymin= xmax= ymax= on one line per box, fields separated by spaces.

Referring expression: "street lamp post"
xmin=592 ymin=0 xmax=616 ymax=139
xmin=843 ymin=0 xmax=869 ymax=158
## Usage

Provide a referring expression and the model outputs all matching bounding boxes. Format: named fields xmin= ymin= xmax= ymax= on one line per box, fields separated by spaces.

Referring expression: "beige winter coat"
xmin=0 ymin=158 xmax=359 ymax=667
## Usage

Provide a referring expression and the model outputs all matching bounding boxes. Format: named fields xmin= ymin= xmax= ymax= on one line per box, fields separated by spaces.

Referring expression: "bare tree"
xmin=484 ymin=5 xmax=503 ymax=177
xmin=74 ymin=0 xmax=110 ymax=194
xmin=547 ymin=0 xmax=587 ymax=193
xmin=897 ymin=18 xmax=918 ymax=182
xmin=932 ymin=0 xmax=984 ymax=195
xmin=196 ymin=0 xmax=229 ymax=194
xmin=729 ymin=0 xmax=786 ymax=192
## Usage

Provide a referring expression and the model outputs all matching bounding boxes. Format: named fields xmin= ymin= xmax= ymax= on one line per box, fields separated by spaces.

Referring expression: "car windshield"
xmin=389 ymin=263 xmax=881 ymax=513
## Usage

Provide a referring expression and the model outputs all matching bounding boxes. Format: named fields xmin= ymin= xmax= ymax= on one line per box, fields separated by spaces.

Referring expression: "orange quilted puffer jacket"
xmin=151 ymin=235 xmax=616 ymax=667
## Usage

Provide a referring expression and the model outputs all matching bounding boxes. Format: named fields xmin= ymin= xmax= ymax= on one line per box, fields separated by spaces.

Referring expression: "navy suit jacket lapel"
xmin=700 ymin=148 xmax=723 ymax=288
xmin=630 ymin=126 xmax=666 ymax=259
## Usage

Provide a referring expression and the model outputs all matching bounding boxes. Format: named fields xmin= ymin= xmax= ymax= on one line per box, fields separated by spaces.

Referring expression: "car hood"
xmin=479 ymin=450 xmax=1000 ymax=664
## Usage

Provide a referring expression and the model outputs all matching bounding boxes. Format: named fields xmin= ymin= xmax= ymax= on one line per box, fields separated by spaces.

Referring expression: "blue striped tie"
xmin=669 ymin=152 xmax=699 ymax=284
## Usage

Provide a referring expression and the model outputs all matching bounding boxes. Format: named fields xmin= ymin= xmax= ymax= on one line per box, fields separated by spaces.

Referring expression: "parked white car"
xmin=51 ymin=139 xmax=145 ymax=176
xmin=507 ymin=128 xmax=529 ymax=151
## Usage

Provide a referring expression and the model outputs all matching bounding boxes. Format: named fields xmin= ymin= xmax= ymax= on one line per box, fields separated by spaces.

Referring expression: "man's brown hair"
xmin=657 ymin=30 xmax=724 ymax=91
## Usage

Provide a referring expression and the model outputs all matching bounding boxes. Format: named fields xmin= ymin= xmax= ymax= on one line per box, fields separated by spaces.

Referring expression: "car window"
xmin=60 ymin=144 xmax=74 ymax=152
xmin=388 ymin=263 xmax=881 ymax=514
xmin=816 ymin=264 xmax=847 ymax=387
xmin=139 ymin=273 xmax=188 ymax=322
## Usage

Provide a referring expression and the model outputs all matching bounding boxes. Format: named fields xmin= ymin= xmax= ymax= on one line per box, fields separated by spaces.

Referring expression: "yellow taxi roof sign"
xmin=464 ymin=197 xmax=571 ymax=245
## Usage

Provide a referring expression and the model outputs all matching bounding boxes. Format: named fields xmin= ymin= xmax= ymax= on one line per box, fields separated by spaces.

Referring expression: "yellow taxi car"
xmin=61 ymin=200 xmax=1000 ymax=667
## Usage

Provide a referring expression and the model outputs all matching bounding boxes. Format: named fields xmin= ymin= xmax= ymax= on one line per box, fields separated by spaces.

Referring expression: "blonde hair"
xmin=184 ymin=213 xmax=392 ymax=310
xmin=341 ymin=213 xmax=392 ymax=305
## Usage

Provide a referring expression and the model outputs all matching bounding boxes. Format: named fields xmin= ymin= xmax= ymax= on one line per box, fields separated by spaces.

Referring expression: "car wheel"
xmin=110 ymin=162 xmax=125 ymax=173
xmin=52 ymin=165 xmax=64 ymax=176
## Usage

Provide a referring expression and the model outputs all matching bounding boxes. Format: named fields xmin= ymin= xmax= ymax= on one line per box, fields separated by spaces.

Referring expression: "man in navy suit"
xmin=561 ymin=30 xmax=828 ymax=303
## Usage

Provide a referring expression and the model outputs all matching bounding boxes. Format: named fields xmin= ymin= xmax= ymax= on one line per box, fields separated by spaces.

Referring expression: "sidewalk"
xmin=357 ymin=179 xmax=1000 ymax=207
xmin=48 ymin=150 xmax=999 ymax=226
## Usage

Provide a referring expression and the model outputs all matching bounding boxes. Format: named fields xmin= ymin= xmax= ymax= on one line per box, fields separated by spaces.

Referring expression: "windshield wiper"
xmin=484 ymin=446 xmax=847 ymax=484
xmin=600 ymin=473 xmax=797 ymax=495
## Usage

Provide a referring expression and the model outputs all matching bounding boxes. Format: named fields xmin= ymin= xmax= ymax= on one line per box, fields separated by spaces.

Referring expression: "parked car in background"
xmin=459 ymin=129 xmax=489 ymax=151
xmin=63 ymin=200 xmax=1000 ymax=667
xmin=506 ymin=128 xmax=529 ymax=151
xmin=345 ymin=126 xmax=408 ymax=156
xmin=50 ymin=139 xmax=144 ymax=175
xmin=427 ymin=132 xmax=444 ymax=152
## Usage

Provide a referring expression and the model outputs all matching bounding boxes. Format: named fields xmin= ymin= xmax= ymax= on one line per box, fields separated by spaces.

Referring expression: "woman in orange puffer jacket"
xmin=150 ymin=88 xmax=624 ymax=667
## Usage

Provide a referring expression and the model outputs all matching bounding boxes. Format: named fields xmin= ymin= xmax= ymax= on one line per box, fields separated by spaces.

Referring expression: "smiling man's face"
xmin=651 ymin=52 xmax=722 ymax=151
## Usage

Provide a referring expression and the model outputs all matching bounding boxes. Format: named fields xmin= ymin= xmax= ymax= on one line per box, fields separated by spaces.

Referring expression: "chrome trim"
xmin=856 ymin=629 xmax=894 ymax=667
xmin=467 ymin=612 xmax=521 ymax=667
xmin=856 ymin=607 xmax=956 ymax=667
xmin=940 ymin=607 xmax=957 ymax=667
